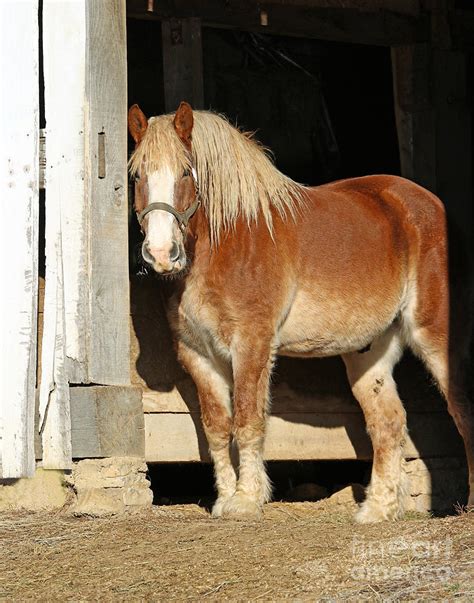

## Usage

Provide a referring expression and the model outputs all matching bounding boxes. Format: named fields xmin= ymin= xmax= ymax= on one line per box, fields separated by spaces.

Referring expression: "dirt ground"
xmin=1 ymin=502 xmax=473 ymax=601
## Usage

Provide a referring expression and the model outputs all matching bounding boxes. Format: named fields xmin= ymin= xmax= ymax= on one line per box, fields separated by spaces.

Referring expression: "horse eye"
xmin=134 ymin=174 xmax=140 ymax=182
xmin=183 ymin=169 xmax=190 ymax=178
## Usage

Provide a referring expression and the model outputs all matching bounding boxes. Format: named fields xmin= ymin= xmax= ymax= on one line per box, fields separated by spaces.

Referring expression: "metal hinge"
xmin=39 ymin=128 xmax=46 ymax=190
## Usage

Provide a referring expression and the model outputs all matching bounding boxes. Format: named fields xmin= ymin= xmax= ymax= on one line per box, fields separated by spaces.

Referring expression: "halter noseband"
xmin=137 ymin=167 xmax=201 ymax=234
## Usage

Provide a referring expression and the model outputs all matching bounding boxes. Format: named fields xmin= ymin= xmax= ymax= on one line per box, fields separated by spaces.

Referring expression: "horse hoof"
xmin=211 ymin=497 xmax=233 ymax=518
xmin=219 ymin=494 xmax=263 ymax=521
xmin=355 ymin=500 xmax=400 ymax=524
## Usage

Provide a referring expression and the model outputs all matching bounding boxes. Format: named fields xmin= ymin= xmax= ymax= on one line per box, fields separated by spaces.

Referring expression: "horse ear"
xmin=173 ymin=101 xmax=194 ymax=148
xmin=128 ymin=104 xmax=148 ymax=144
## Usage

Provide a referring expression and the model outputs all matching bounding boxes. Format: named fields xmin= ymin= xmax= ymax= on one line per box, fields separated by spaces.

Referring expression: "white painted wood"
xmin=38 ymin=0 xmax=129 ymax=468
xmin=42 ymin=0 xmax=129 ymax=389
xmin=85 ymin=0 xmax=130 ymax=385
xmin=39 ymin=0 xmax=100 ymax=468
xmin=0 ymin=0 xmax=39 ymax=477
xmin=43 ymin=0 xmax=89 ymax=385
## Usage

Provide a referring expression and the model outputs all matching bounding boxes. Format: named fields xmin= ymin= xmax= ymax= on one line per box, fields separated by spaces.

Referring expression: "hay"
xmin=0 ymin=504 xmax=473 ymax=600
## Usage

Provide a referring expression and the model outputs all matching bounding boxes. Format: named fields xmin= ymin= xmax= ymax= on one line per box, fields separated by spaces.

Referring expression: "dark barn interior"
xmin=126 ymin=1 xmax=473 ymax=509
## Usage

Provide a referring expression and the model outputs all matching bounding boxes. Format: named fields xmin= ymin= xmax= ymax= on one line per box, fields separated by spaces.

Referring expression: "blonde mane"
xmin=129 ymin=110 xmax=307 ymax=243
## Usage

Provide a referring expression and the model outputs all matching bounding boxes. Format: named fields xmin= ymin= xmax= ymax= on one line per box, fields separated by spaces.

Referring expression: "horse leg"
xmin=405 ymin=324 xmax=474 ymax=507
xmin=176 ymin=341 xmax=237 ymax=517
xmin=220 ymin=338 xmax=274 ymax=520
xmin=342 ymin=325 xmax=407 ymax=523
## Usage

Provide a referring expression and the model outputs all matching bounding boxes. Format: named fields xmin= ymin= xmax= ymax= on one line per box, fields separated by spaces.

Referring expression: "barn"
xmin=1 ymin=0 xmax=472 ymax=513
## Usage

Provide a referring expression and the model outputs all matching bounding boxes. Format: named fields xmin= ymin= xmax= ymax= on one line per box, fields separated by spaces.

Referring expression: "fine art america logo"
xmin=349 ymin=535 xmax=453 ymax=583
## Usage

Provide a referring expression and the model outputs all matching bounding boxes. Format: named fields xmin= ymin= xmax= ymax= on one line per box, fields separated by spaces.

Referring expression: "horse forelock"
xmin=129 ymin=111 xmax=307 ymax=244
xmin=129 ymin=115 xmax=192 ymax=180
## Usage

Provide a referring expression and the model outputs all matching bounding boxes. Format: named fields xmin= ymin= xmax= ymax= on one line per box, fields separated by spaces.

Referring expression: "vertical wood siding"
xmin=0 ymin=0 xmax=40 ymax=478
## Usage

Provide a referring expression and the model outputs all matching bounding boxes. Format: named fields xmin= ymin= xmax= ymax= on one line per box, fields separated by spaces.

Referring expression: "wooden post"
xmin=42 ymin=0 xmax=130 ymax=391
xmin=391 ymin=45 xmax=472 ymax=246
xmin=39 ymin=0 xmax=130 ymax=467
xmin=162 ymin=18 xmax=204 ymax=112
xmin=0 ymin=0 xmax=39 ymax=477
xmin=41 ymin=0 xmax=86 ymax=469
xmin=431 ymin=49 xmax=472 ymax=247
xmin=43 ymin=1 xmax=88 ymax=389
xmin=85 ymin=0 xmax=130 ymax=385
xmin=391 ymin=44 xmax=436 ymax=192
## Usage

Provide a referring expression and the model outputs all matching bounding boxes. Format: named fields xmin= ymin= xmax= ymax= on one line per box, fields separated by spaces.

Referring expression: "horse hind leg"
xmin=403 ymin=309 xmax=474 ymax=508
xmin=176 ymin=341 xmax=237 ymax=517
xmin=342 ymin=324 xmax=407 ymax=523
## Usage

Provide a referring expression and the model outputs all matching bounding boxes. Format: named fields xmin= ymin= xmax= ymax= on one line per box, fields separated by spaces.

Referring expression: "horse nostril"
xmin=142 ymin=241 xmax=153 ymax=264
xmin=169 ymin=241 xmax=180 ymax=262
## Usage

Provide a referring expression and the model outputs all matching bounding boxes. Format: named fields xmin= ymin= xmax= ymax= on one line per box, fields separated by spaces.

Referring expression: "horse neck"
xmin=185 ymin=206 xmax=212 ymax=270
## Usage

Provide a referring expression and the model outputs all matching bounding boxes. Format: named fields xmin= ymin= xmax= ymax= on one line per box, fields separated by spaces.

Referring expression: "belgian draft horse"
xmin=128 ymin=101 xmax=473 ymax=523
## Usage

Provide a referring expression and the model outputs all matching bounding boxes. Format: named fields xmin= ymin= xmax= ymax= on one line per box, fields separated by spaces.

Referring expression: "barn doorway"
xmin=126 ymin=16 xmax=466 ymax=512
xmin=127 ymin=17 xmax=402 ymax=505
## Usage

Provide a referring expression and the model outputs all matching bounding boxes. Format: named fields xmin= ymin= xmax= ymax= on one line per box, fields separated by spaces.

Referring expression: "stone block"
xmin=70 ymin=456 xmax=153 ymax=516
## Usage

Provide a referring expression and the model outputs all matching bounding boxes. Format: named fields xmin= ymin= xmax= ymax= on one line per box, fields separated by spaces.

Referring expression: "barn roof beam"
xmin=127 ymin=0 xmax=429 ymax=46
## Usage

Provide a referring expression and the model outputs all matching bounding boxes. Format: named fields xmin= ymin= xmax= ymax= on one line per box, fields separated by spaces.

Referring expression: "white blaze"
xmin=146 ymin=166 xmax=176 ymax=251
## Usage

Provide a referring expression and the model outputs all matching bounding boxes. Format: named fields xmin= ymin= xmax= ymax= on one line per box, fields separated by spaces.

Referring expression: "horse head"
xmin=128 ymin=102 xmax=199 ymax=275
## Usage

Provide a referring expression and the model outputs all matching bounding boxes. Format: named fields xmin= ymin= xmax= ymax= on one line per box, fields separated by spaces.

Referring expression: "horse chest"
xmin=177 ymin=289 xmax=231 ymax=362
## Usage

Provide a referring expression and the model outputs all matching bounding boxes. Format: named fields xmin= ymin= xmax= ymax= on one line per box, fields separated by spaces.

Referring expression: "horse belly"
xmin=277 ymin=291 xmax=399 ymax=358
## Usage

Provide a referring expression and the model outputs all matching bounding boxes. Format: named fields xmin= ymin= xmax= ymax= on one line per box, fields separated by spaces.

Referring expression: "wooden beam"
xmin=0 ymin=0 xmax=39 ymax=478
xmin=85 ymin=0 xmax=131 ymax=385
xmin=431 ymin=49 xmax=472 ymax=246
xmin=162 ymin=18 xmax=204 ymax=112
xmin=144 ymin=409 xmax=464 ymax=462
xmin=70 ymin=386 xmax=144 ymax=458
xmin=391 ymin=45 xmax=472 ymax=246
xmin=43 ymin=0 xmax=89 ymax=387
xmin=35 ymin=386 xmax=144 ymax=460
xmin=128 ymin=0 xmax=429 ymax=46
xmin=41 ymin=1 xmax=130 ymax=388
xmin=391 ymin=44 xmax=436 ymax=192
xmin=272 ymin=1 xmax=421 ymax=17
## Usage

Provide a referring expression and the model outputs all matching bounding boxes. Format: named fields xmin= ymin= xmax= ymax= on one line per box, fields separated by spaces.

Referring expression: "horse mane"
xmin=129 ymin=110 xmax=307 ymax=243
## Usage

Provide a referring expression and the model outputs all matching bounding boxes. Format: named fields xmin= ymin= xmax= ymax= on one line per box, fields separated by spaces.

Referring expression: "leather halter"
xmin=137 ymin=168 xmax=201 ymax=233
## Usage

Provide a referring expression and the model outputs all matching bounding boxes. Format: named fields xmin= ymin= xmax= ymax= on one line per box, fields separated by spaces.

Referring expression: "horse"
xmin=128 ymin=101 xmax=473 ymax=523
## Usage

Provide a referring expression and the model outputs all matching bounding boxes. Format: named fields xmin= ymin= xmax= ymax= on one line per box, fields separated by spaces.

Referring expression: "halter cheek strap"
xmin=137 ymin=167 xmax=201 ymax=233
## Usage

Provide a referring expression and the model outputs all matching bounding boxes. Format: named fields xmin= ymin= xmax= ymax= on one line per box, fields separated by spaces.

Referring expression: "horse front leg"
xmin=220 ymin=338 xmax=274 ymax=520
xmin=177 ymin=340 xmax=237 ymax=517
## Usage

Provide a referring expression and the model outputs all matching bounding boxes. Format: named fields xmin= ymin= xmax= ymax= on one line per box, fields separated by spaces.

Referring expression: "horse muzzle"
xmin=142 ymin=240 xmax=186 ymax=275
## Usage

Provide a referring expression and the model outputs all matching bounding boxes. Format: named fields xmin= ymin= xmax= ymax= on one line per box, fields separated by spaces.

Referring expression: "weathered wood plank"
xmin=70 ymin=386 xmax=144 ymax=458
xmin=35 ymin=386 xmax=144 ymax=460
xmin=85 ymin=0 xmax=130 ymax=385
xmin=0 ymin=0 xmax=39 ymax=478
xmin=144 ymin=410 xmax=464 ymax=462
xmin=162 ymin=18 xmax=204 ymax=112
xmin=128 ymin=0 xmax=429 ymax=46
xmin=43 ymin=0 xmax=89 ymax=385
xmin=40 ymin=0 xmax=93 ymax=469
